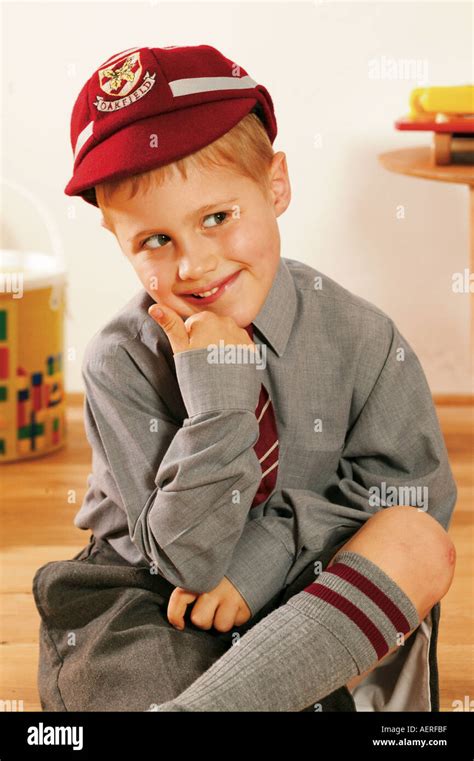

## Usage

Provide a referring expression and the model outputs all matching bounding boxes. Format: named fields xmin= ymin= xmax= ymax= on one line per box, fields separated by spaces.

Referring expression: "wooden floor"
xmin=0 ymin=399 xmax=472 ymax=712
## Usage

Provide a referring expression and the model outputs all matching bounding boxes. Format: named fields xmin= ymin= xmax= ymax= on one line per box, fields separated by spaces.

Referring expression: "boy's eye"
xmin=202 ymin=211 xmax=228 ymax=228
xmin=140 ymin=211 xmax=228 ymax=249
xmin=141 ymin=233 xmax=170 ymax=250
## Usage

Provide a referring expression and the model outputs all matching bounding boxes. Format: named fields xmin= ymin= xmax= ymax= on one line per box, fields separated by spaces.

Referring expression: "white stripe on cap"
xmin=74 ymin=120 xmax=94 ymax=160
xmin=169 ymin=75 xmax=257 ymax=97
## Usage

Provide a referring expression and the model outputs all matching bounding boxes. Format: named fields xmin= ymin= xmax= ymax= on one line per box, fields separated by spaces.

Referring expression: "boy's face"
xmin=99 ymin=151 xmax=291 ymax=328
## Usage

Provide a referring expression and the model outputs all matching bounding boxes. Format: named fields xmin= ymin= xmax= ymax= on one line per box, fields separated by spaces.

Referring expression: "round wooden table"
xmin=378 ymin=146 xmax=474 ymax=377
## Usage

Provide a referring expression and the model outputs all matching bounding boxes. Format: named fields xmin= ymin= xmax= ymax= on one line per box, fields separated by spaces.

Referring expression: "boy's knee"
xmin=332 ymin=505 xmax=456 ymax=617
xmin=374 ymin=505 xmax=455 ymax=596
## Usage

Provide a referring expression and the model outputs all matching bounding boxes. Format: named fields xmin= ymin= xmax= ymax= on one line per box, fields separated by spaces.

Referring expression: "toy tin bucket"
xmin=0 ymin=181 xmax=67 ymax=462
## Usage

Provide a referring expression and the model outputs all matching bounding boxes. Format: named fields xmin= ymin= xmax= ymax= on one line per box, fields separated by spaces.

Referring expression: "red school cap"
xmin=64 ymin=44 xmax=278 ymax=207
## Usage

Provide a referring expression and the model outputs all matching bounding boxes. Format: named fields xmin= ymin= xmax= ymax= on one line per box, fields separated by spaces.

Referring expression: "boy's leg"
xmin=33 ymin=534 xmax=354 ymax=713
xmin=326 ymin=506 xmax=454 ymax=692
xmin=150 ymin=505 xmax=455 ymax=712
xmin=32 ymin=535 xmax=231 ymax=712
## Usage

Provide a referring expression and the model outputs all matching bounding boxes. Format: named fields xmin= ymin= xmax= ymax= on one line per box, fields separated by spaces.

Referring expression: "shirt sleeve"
xmin=81 ymin=341 xmax=264 ymax=593
xmin=223 ymin=318 xmax=458 ymax=617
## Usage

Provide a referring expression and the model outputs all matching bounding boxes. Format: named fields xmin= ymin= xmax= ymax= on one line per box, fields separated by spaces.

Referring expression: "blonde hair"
xmin=91 ymin=110 xmax=275 ymax=212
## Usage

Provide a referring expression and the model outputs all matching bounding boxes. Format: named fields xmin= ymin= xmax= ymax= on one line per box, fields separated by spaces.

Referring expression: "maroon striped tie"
xmin=244 ymin=323 xmax=279 ymax=508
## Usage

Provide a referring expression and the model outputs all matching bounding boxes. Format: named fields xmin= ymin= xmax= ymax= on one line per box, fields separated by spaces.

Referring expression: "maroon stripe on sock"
xmin=304 ymin=583 xmax=389 ymax=659
xmin=325 ymin=562 xmax=413 ymax=634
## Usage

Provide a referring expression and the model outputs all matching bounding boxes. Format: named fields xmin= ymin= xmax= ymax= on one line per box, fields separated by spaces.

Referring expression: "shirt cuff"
xmin=174 ymin=347 xmax=262 ymax=417
xmin=224 ymin=520 xmax=294 ymax=617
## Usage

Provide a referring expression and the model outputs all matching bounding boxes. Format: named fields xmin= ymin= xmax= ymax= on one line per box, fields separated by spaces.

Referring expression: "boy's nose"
xmin=177 ymin=248 xmax=220 ymax=281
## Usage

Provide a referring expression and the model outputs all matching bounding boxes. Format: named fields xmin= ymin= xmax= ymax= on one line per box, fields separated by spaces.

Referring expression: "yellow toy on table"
xmin=396 ymin=85 xmax=474 ymax=165
xmin=409 ymin=85 xmax=474 ymax=118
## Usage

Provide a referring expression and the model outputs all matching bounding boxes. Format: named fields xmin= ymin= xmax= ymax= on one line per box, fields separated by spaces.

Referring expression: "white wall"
xmin=2 ymin=0 xmax=472 ymax=393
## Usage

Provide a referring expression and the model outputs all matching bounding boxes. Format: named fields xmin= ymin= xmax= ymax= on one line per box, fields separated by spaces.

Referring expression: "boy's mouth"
xmin=179 ymin=270 xmax=242 ymax=305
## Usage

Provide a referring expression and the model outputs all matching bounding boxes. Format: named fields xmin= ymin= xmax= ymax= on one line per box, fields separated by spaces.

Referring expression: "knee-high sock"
xmin=148 ymin=551 xmax=420 ymax=712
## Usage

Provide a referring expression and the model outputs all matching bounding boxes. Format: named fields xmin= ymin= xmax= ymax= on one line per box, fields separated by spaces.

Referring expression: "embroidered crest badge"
xmin=94 ymin=52 xmax=156 ymax=113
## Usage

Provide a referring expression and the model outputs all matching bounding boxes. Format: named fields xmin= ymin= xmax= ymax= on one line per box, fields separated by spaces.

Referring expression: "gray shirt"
xmin=76 ymin=256 xmax=457 ymax=622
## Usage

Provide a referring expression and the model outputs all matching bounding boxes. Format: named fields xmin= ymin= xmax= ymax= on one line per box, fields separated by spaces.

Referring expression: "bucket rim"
xmin=0 ymin=249 xmax=67 ymax=292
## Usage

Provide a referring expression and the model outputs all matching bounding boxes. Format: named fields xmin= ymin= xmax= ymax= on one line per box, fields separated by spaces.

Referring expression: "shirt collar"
xmin=252 ymin=257 xmax=297 ymax=357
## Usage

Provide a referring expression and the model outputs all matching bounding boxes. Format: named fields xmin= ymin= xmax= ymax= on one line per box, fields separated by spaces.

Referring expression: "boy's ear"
xmin=270 ymin=151 xmax=291 ymax=217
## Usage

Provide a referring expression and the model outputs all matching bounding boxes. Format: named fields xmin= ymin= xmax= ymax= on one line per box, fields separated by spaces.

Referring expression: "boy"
xmin=32 ymin=44 xmax=457 ymax=712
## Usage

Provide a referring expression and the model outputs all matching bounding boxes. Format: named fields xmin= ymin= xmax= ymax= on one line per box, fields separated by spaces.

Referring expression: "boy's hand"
xmin=167 ymin=577 xmax=252 ymax=632
xmin=148 ymin=303 xmax=255 ymax=356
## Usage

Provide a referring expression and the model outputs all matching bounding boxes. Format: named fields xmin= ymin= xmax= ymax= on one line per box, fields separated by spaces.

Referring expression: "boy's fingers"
xmin=234 ymin=603 xmax=252 ymax=626
xmin=167 ymin=588 xmax=197 ymax=630
xmin=213 ymin=602 xmax=241 ymax=633
xmin=189 ymin=594 xmax=219 ymax=630
xmin=148 ymin=304 xmax=190 ymax=355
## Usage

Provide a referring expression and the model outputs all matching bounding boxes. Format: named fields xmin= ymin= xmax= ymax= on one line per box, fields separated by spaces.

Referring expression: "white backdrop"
xmin=2 ymin=0 xmax=472 ymax=393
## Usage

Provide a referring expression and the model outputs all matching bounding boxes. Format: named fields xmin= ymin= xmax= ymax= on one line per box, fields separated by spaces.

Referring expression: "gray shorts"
xmin=32 ymin=535 xmax=439 ymax=712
